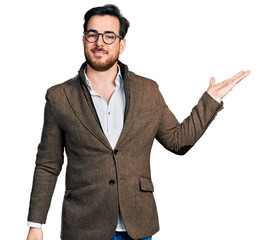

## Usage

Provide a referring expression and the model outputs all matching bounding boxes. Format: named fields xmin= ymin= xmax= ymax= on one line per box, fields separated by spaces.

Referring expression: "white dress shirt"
xmin=84 ymin=66 xmax=126 ymax=231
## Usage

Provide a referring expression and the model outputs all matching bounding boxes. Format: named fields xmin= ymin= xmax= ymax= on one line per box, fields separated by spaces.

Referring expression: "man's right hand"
xmin=27 ymin=227 xmax=43 ymax=240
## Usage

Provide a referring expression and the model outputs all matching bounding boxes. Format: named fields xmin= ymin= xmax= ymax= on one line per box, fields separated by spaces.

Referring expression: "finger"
xmin=223 ymin=71 xmax=244 ymax=87
xmin=230 ymin=70 xmax=244 ymax=80
xmin=210 ymin=77 xmax=215 ymax=86
xmin=245 ymin=70 xmax=251 ymax=76
xmin=232 ymin=70 xmax=251 ymax=85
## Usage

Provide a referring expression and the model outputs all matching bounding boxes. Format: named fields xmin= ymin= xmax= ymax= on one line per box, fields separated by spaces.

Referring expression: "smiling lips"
xmin=93 ymin=51 xmax=106 ymax=55
xmin=92 ymin=48 xmax=108 ymax=55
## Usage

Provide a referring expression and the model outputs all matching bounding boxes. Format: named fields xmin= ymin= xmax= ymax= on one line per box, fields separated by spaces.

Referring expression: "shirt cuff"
xmin=207 ymin=92 xmax=222 ymax=103
xmin=27 ymin=221 xmax=42 ymax=228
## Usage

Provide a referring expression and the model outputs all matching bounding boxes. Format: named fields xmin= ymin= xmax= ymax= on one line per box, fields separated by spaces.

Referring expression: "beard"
xmin=85 ymin=46 xmax=119 ymax=72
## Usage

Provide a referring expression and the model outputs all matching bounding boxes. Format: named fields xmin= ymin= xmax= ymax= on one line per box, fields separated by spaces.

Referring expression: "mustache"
xmin=91 ymin=47 xmax=108 ymax=53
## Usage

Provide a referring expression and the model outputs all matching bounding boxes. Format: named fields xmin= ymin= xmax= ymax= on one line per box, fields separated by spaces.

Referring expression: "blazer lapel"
xmin=64 ymin=73 xmax=112 ymax=150
xmin=115 ymin=63 xmax=143 ymax=147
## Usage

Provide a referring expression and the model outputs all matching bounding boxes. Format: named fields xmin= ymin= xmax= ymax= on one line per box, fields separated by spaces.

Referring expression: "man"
xmin=27 ymin=4 xmax=250 ymax=240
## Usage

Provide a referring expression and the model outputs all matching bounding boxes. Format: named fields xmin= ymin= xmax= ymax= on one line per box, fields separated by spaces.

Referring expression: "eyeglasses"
xmin=83 ymin=30 xmax=122 ymax=45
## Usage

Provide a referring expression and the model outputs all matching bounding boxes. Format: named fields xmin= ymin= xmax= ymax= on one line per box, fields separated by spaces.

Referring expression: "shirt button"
xmin=109 ymin=179 xmax=116 ymax=185
xmin=114 ymin=149 xmax=118 ymax=155
xmin=107 ymin=112 xmax=111 ymax=115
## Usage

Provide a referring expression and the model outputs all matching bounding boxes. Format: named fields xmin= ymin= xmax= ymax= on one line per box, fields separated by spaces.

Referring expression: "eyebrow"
xmin=87 ymin=29 xmax=116 ymax=34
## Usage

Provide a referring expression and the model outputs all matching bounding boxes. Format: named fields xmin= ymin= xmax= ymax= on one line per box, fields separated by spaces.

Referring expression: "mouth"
xmin=91 ymin=48 xmax=108 ymax=55
xmin=93 ymin=51 xmax=106 ymax=55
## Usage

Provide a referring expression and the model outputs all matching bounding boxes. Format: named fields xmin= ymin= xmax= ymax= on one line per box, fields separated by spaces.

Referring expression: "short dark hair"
xmin=83 ymin=4 xmax=130 ymax=39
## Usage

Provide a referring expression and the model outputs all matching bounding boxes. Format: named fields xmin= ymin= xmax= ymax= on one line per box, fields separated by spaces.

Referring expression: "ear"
xmin=82 ymin=35 xmax=86 ymax=47
xmin=119 ymin=39 xmax=126 ymax=54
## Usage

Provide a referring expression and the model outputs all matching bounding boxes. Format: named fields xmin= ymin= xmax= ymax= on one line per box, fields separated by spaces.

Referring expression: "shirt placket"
xmin=106 ymin=101 xmax=111 ymax=136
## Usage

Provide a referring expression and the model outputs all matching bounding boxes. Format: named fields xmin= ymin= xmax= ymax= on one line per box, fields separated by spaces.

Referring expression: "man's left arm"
xmin=155 ymin=70 xmax=250 ymax=155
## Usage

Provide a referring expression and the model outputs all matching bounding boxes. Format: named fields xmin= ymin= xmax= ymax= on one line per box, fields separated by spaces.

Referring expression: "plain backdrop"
xmin=0 ymin=0 xmax=276 ymax=239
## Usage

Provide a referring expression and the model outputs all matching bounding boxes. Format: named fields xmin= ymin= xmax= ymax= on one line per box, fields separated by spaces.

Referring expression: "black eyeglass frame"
xmin=83 ymin=30 xmax=123 ymax=45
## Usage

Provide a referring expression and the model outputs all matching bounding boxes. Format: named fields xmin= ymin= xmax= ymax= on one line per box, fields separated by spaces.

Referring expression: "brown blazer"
xmin=27 ymin=61 xmax=223 ymax=240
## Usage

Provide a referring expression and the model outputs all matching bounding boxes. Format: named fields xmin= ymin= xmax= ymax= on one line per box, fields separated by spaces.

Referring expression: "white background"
xmin=0 ymin=0 xmax=276 ymax=239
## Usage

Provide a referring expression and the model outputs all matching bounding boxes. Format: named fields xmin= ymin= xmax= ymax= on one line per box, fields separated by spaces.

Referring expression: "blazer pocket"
xmin=64 ymin=183 xmax=93 ymax=198
xmin=64 ymin=189 xmax=73 ymax=198
xmin=139 ymin=177 xmax=154 ymax=192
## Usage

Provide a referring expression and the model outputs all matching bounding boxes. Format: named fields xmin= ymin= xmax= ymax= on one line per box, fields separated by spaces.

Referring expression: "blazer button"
xmin=114 ymin=149 xmax=118 ymax=155
xmin=109 ymin=179 xmax=116 ymax=185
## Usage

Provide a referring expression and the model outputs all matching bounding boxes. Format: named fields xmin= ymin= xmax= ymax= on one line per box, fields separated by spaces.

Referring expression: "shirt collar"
xmin=84 ymin=65 xmax=122 ymax=96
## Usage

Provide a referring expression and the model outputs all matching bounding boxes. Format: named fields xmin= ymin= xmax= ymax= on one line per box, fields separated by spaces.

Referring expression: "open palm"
xmin=207 ymin=70 xmax=251 ymax=99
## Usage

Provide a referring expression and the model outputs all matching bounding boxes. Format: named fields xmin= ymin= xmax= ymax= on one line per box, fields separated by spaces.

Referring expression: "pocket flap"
xmin=139 ymin=177 xmax=154 ymax=192
xmin=65 ymin=189 xmax=72 ymax=198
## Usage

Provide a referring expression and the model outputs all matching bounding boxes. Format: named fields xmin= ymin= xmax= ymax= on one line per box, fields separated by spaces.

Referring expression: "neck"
xmin=86 ymin=62 xmax=118 ymax=87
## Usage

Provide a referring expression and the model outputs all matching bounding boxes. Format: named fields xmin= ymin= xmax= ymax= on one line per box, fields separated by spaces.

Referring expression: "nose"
xmin=95 ymin=34 xmax=105 ymax=46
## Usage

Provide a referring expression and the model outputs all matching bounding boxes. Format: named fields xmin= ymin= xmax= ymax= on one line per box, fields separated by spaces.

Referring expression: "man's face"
xmin=83 ymin=15 xmax=126 ymax=72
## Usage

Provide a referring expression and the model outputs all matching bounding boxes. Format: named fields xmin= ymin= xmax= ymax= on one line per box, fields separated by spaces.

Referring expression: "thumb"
xmin=210 ymin=77 xmax=215 ymax=86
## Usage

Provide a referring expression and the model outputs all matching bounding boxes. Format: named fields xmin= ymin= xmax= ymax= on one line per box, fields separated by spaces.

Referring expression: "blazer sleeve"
xmin=155 ymin=88 xmax=224 ymax=155
xmin=27 ymin=89 xmax=65 ymax=224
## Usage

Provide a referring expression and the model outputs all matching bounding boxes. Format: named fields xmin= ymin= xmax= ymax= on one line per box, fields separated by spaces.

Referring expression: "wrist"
xmin=207 ymin=91 xmax=222 ymax=103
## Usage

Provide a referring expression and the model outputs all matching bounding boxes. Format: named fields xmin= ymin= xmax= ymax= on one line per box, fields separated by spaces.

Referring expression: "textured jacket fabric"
xmin=27 ymin=61 xmax=223 ymax=240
